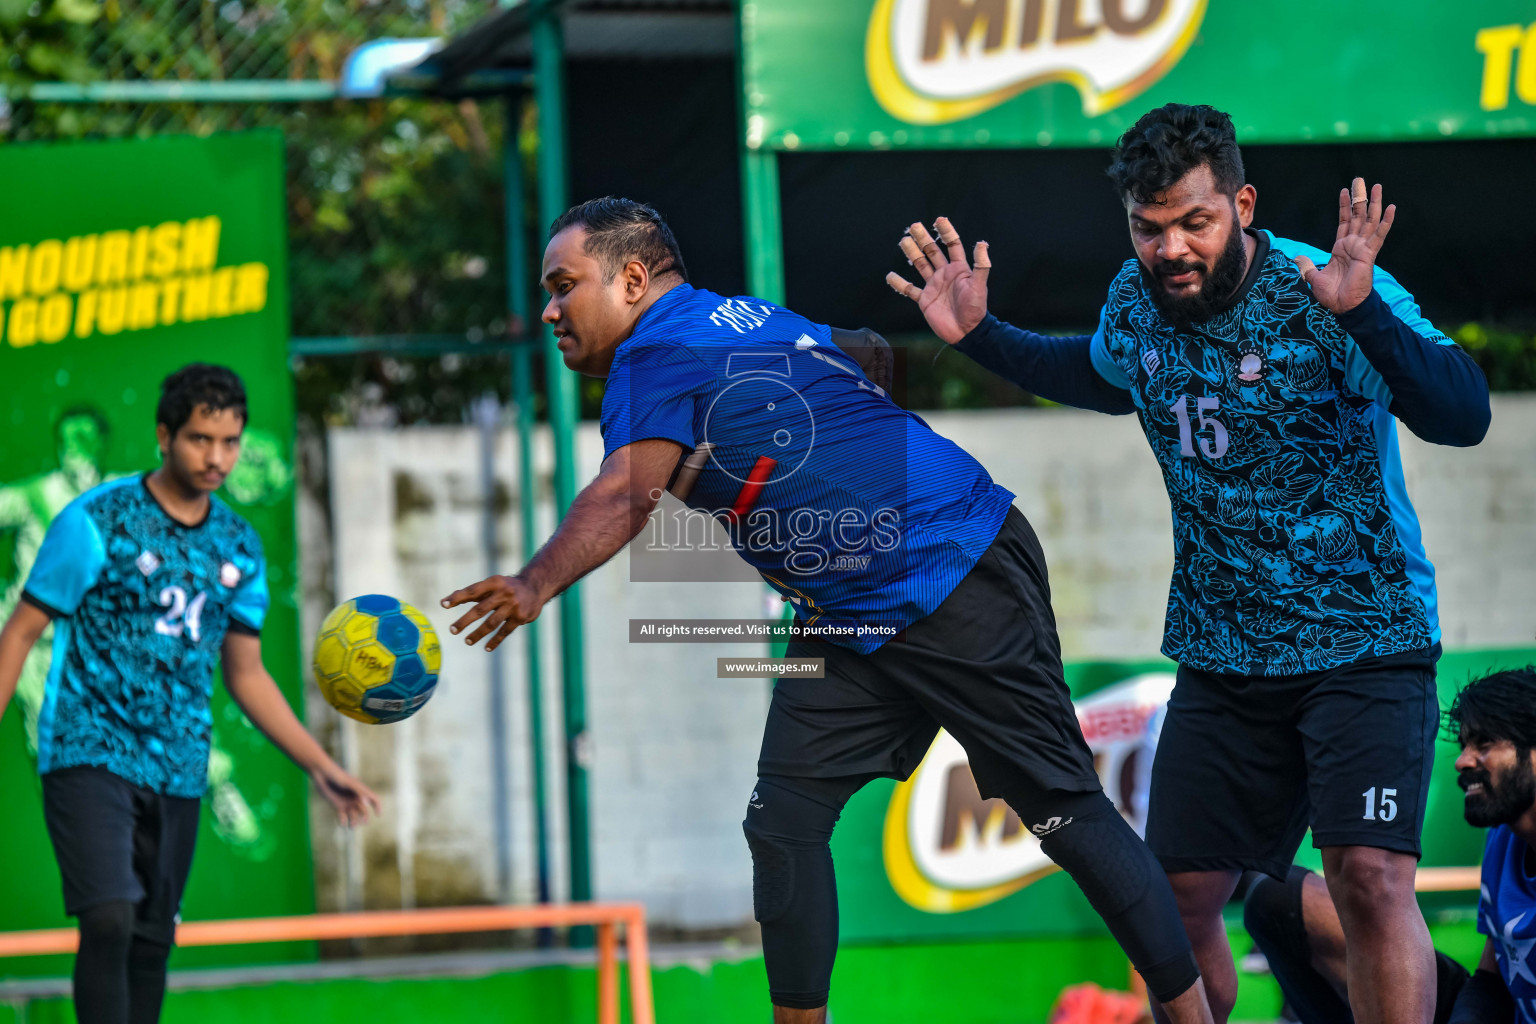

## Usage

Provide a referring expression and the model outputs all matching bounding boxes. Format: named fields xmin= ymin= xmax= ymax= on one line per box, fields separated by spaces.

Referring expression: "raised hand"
xmin=885 ymin=217 xmax=990 ymax=345
xmin=1293 ymin=178 xmax=1395 ymax=315
xmin=441 ymin=574 xmax=544 ymax=652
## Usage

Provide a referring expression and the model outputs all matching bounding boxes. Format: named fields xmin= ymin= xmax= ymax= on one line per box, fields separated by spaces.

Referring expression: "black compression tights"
xmin=74 ymin=902 xmax=174 ymax=1024
xmin=744 ymin=777 xmax=1200 ymax=1010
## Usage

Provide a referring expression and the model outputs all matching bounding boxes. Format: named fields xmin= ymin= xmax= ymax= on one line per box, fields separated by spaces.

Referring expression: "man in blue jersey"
xmin=444 ymin=198 xmax=1216 ymax=1024
xmin=1241 ymin=667 xmax=1536 ymax=1024
xmin=0 ymin=364 xmax=378 ymax=1024
xmin=887 ymin=103 xmax=1491 ymax=1024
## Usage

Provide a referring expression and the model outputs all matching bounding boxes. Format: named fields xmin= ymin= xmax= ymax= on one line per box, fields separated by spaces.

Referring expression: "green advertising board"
xmin=832 ymin=649 xmax=1533 ymax=943
xmin=0 ymin=132 xmax=313 ymax=975
xmin=742 ymin=0 xmax=1536 ymax=151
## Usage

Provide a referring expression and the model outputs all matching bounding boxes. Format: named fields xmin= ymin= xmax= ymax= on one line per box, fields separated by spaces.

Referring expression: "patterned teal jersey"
xmin=22 ymin=475 xmax=268 ymax=796
xmin=1089 ymin=232 xmax=1441 ymax=676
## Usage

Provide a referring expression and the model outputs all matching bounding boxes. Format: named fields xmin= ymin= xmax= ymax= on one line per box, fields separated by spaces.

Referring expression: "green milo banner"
xmin=743 ymin=0 xmax=1536 ymax=151
xmin=0 ymin=132 xmax=312 ymax=974
xmin=834 ymin=650 xmax=1536 ymax=943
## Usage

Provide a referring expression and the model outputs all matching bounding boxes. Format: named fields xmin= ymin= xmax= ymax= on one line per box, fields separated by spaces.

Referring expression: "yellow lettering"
xmin=209 ymin=268 xmax=235 ymax=318
xmin=923 ymin=0 xmax=1006 ymax=60
xmin=233 ymin=263 xmax=268 ymax=313
xmin=159 ymin=278 xmax=183 ymax=325
xmin=98 ymin=288 xmax=127 ymax=335
xmin=128 ymin=282 xmax=159 ymax=329
xmin=9 ymin=299 xmax=39 ymax=346
xmin=62 ymin=235 xmax=98 ymax=291
xmin=97 ymin=231 xmax=130 ymax=285
xmin=149 ymin=222 xmax=182 ymax=278
xmin=27 ymin=240 xmax=62 ymax=294
xmin=1477 ymin=24 xmax=1524 ymax=111
xmin=180 ymin=217 xmax=221 ymax=272
xmin=181 ymin=275 xmax=211 ymax=321
xmin=39 ymin=294 xmax=71 ymax=343
xmin=74 ymin=290 xmax=98 ymax=338
xmin=1518 ymin=23 xmax=1536 ymax=106
xmin=0 ymin=246 xmax=29 ymax=300
xmin=128 ymin=226 xmax=150 ymax=281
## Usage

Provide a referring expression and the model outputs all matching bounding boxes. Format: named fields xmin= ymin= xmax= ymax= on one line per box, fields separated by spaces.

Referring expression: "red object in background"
xmin=1049 ymin=983 xmax=1151 ymax=1024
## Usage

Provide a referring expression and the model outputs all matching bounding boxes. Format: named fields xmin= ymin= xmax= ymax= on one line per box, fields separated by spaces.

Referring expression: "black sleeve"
xmin=20 ymin=591 xmax=63 ymax=620
xmin=1446 ymin=968 xmax=1515 ymax=1024
xmin=954 ymin=314 xmax=1136 ymax=415
xmin=1335 ymin=290 xmax=1491 ymax=447
xmin=226 ymin=618 xmax=261 ymax=638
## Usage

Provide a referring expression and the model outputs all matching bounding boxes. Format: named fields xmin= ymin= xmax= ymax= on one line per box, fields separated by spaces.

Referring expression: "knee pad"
xmin=77 ymin=900 xmax=136 ymax=953
xmin=1242 ymin=866 xmax=1312 ymax=967
xmin=1027 ymin=790 xmax=1199 ymax=1005
xmin=742 ymin=775 xmax=866 ymax=1010
xmin=743 ymin=821 xmax=796 ymax=924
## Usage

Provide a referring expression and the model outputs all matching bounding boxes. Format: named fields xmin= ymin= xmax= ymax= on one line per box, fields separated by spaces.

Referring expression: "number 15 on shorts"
xmin=1362 ymin=786 xmax=1398 ymax=821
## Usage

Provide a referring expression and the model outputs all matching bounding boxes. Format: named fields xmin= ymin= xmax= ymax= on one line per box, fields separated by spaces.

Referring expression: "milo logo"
xmin=883 ymin=673 xmax=1174 ymax=913
xmin=866 ymin=0 xmax=1207 ymax=124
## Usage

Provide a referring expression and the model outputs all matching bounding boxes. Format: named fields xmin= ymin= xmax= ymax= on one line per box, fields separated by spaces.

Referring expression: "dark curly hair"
xmin=549 ymin=196 xmax=688 ymax=284
xmin=1106 ymin=103 xmax=1245 ymax=205
xmin=157 ymin=363 xmax=247 ymax=436
xmin=1446 ymin=666 xmax=1536 ymax=749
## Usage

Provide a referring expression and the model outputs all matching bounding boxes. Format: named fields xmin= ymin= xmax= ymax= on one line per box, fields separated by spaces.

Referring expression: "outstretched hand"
xmin=885 ymin=217 xmax=991 ymax=345
xmin=441 ymin=574 xmax=544 ymax=652
xmin=311 ymin=760 xmax=380 ymax=828
xmin=1293 ymin=177 xmax=1394 ymax=315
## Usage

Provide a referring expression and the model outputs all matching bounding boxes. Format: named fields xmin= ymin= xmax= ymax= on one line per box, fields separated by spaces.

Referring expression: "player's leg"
xmin=1300 ymin=656 xmax=1439 ymax=1024
xmin=751 ymin=639 xmax=937 ymax=1021
xmin=1244 ymin=867 xmax=1469 ymax=1024
xmin=1319 ymin=846 xmax=1432 ymax=1024
xmin=127 ymin=789 xmax=201 ymax=1024
xmin=995 ymin=781 xmax=1210 ymax=1021
xmin=40 ymin=768 xmax=148 ymax=1024
xmin=743 ymin=772 xmax=876 ymax=1022
xmin=869 ymin=509 xmax=1209 ymax=1020
xmin=1242 ymin=867 xmax=1352 ymax=1022
xmin=1146 ymin=665 xmax=1312 ymax=1024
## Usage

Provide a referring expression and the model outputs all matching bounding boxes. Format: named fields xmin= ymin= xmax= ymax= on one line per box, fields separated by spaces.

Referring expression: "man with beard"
xmin=445 ymin=197 xmax=1218 ymax=1024
xmin=1242 ymin=666 xmax=1536 ymax=1023
xmin=887 ymin=103 xmax=1490 ymax=1023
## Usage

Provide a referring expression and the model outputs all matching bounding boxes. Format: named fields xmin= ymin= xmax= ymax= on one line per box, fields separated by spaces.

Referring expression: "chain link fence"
xmin=4 ymin=0 xmax=529 ymax=427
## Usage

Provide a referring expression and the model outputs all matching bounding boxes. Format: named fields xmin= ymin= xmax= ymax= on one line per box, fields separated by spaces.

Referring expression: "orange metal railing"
xmin=0 ymin=903 xmax=654 ymax=1024
xmin=1413 ymin=866 xmax=1481 ymax=893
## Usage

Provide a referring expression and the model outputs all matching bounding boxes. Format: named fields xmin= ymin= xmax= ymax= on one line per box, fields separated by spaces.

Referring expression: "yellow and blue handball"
xmin=313 ymin=595 xmax=441 ymax=724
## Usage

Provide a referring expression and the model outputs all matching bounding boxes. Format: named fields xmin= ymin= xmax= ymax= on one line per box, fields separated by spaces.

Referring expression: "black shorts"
xmin=1145 ymin=647 xmax=1440 ymax=878
xmin=42 ymin=766 xmax=201 ymax=944
xmin=757 ymin=506 xmax=1099 ymax=802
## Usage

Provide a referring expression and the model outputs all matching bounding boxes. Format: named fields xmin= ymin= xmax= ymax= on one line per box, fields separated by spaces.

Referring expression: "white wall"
xmin=307 ymin=395 xmax=1536 ymax=929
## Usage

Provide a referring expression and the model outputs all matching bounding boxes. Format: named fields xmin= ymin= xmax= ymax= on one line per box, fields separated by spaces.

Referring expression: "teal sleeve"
xmin=22 ymin=498 xmax=106 ymax=617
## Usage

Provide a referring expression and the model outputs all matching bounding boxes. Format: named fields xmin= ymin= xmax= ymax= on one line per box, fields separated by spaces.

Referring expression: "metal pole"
xmin=531 ymin=0 xmax=594 ymax=925
xmin=475 ymin=395 xmax=514 ymax=904
xmin=740 ymin=150 xmax=785 ymax=305
xmin=737 ymin=0 xmax=786 ymax=305
xmin=504 ymin=92 xmax=554 ymax=934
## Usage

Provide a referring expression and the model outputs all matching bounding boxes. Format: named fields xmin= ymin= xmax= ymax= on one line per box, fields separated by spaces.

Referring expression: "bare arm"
xmin=0 ymin=601 xmax=50 ymax=725
xmin=221 ymin=631 xmax=380 ymax=827
xmin=442 ymin=437 xmax=684 ymax=652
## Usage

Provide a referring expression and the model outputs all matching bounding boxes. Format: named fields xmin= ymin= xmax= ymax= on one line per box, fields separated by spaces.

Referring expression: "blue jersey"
xmin=22 ymin=475 xmax=269 ymax=797
xmin=601 ymin=284 xmax=1014 ymax=652
xmin=1089 ymin=232 xmax=1442 ymax=676
xmin=1478 ymin=826 xmax=1536 ymax=1022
